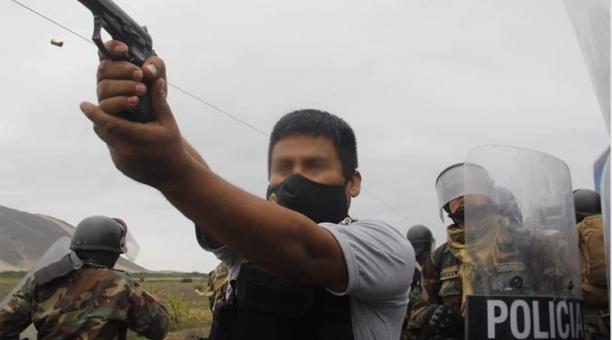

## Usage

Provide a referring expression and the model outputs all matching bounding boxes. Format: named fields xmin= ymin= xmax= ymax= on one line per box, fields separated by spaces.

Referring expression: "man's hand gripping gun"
xmin=78 ymin=0 xmax=156 ymax=122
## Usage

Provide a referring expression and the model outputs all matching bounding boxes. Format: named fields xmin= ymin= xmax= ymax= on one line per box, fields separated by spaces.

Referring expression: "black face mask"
xmin=448 ymin=204 xmax=494 ymax=225
xmin=266 ymin=174 xmax=349 ymax=224
xmin=447 ymin=206 xmax=465 ymax=225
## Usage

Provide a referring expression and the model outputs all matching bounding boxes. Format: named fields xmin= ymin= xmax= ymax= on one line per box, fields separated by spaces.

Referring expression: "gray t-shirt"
xmin=200 ymin=219 xmax=415 ymax=340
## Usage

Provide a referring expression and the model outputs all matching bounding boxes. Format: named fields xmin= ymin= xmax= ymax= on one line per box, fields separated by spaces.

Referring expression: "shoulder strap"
xmin=34 ymin=252 xmax=83 ymax=288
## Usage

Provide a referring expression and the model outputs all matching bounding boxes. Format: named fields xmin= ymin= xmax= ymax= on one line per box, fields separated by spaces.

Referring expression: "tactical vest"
xmin=578 ymin=215 xmax=607 ymax=288
xmin=209 ymin=263 xmax=354 ymax=340
xmin=577 ymin=214 xmax=609 ymax=339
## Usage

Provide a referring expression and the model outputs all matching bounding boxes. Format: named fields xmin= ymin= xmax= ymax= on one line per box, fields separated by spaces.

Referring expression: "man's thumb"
xmin=151 ymin=78 xmax=176 ymax=127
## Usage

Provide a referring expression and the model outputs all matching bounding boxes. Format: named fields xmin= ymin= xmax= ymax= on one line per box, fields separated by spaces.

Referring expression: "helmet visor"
xmin=113 ymin=218 xmax=140 ymax=262
xmin=436 ymin=163 xmax=494 ymax=221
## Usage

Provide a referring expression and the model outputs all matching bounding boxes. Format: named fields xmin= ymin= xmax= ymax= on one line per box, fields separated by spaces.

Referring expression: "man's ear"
xmin=348 ymin=170 xmax=362 ymax=198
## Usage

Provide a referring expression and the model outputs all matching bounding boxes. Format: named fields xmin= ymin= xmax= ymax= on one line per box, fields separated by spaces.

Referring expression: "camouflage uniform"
xmin=401 ymin=267 xmax=424 ymax=340
xmin=0 ymin=264 xmax=169 ymax=340
xmin=408 ymin=216 xmax=537 ymax=340
xmin=205 ymin=263 xmax=229 ymax=312
xmin=408 ymin=241 xmax=462 ymax=337
xmin=577 ymin=215 xmax=610 ymax=340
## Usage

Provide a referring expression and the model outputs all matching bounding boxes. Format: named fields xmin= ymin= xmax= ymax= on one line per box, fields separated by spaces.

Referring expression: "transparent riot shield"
xmin=0 ymin=237 xmax=71 ymax=339
xmin=564 ymin=0 xmax=610 ymax=130
xmin=0 ymin=237 xmax=71 ymax=309
xmin=463 ymin=146 xmax=584 ymax=340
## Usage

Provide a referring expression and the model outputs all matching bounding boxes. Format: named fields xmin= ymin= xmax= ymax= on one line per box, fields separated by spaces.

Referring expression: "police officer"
xmin=0 ymin=216 xmax=169 ymax=339
xmin=575 ymin=189 xmax=603 ymax=224
xmin=494 ymin=186 xmax=523 ymax=225
xmin=403 ymin=225 xmax=434 ymax=340
xmin=406 ymin=225 xmax=435 ymax=290
xmin=407 ymin=164 xmax=479 ymax=339
xmin=574 ymin=189 xmax=609 ymax=340
xmin=409 ymin=163 xmax=536 ymax=340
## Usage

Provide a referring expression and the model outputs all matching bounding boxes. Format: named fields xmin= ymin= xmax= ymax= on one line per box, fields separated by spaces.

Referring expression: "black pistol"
xmin=78 ymin=0 xmax=156 ymax=123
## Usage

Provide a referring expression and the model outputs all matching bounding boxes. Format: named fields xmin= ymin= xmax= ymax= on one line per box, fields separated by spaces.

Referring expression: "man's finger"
xmin=98 ymin=40 xmax=129 ymax=61
xmin=99 ymin=96 xmax=140 ymax=116
xmin=142 ymin=56 xmax=167 ymax=82
xmin=98 ymin=79 xmax=146 ymax=101
xmin=80 ymin=102 xmax=143 ymax=144
xmin=150 ymin=78 xmax=177 ymax=128
xmin=97 ymin=59 xmax=143 ymax=82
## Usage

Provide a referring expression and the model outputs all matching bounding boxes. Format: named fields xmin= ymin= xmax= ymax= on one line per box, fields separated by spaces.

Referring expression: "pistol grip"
xmin=117 ymin=79 xmax=155 ymax=123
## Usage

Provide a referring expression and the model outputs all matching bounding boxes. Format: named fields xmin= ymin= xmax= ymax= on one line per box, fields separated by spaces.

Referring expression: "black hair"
xmin=268 ymin=109 xmax=358 ymax=181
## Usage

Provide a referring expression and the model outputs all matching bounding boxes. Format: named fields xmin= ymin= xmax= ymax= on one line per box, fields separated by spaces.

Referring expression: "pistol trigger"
xmin=92 ymin=16 xmax=112 ymax=60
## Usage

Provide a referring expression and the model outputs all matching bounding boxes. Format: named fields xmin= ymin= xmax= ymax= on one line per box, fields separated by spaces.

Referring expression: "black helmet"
xmin=407 ymin=225 xmax=434 ymax=244
xmin=406 ymin=225 xmax=435 ymax=257
xmin=70 ymin=216 xmax=128 ymax=254
xmin=573 ymin=189 xmax=601 ymax=223
xmin=495 ymin=186 xmax=523 ymax=225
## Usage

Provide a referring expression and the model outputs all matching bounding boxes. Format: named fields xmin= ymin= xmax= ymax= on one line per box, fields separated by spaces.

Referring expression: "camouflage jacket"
xmin=402 ymin=266 xmax=424 ymax=340
xmin=578 ymin=215 xmax=610 ymax=339
xmin=0 ymin=265 xmax=169 ymax=340
xmin=408 ymin=241 xmax=462 ymax=331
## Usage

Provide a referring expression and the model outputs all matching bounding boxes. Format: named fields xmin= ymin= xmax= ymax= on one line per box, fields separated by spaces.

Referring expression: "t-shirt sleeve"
xmin=196 ymin=229 xmax=241 ymax=269
xmin=320 ymin=219 xmax=414 ymax=303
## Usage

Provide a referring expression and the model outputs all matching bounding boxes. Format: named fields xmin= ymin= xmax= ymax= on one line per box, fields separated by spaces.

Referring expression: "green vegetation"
xmin=128 ymin=276 xmax=212 ymax=339
xmin=0 ymin=272 xmax=213 ymax=339
xmin=0 ymin=271 xmax=27 ymax=279
xmin=130 ymin=272 xmax=208 ymax=280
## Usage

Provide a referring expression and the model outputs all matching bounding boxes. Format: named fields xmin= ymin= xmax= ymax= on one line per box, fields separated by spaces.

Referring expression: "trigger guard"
xmin=92 ymin=15 xmax=113 ymax=60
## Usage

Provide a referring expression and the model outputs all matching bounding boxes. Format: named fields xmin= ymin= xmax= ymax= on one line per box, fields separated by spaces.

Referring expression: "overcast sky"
xmin=1 ymin=0 xmax=608 ymax=272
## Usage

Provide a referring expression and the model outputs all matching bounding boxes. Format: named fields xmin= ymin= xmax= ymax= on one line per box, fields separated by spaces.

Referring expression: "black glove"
xmin=423 ymin=304 xmax=464 ymax=338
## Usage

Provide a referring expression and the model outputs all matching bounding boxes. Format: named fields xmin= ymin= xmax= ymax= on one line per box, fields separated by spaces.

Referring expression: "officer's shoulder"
xmin=85 ymin=266 xmax=135 ymax=284
xmin=430 ymin=242 xmax=450 ymax=264
xmin=582 ymin=214 xmax=603 ymax=224
xmin=110 ymin=268 xmax=136 ymax=282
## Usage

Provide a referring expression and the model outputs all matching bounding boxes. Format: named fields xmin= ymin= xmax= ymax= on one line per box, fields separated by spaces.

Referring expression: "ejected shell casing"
xmin=50 ymin=39 xmax=64 ymax=47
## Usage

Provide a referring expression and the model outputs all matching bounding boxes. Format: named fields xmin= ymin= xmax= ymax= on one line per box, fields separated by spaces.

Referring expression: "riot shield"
xmin=0 ymin=237 xmax=72 ymax=309
xmin=463 ymin=146 xmax=584 ymax=340
xmin=564 ymin=0 xmax=610 ymax=130
xmin=0 ymin=237 xmax=71 ymax=339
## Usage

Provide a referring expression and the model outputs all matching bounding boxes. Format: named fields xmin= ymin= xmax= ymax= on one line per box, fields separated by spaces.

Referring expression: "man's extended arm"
xmin=164 ymin=164 xmax=348 ymax=290
xmin=81 ymin=41 xmax=348 ymax=291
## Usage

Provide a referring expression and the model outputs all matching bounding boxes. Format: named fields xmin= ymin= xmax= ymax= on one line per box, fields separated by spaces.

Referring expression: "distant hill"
xmin=0 ymin=205 xmax=148 ymax=273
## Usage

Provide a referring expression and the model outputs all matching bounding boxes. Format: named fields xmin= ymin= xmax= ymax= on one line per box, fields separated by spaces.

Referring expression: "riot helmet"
xmin=406 ymin=224 xmax=435 ymax=259
xmin=495 ymin=186 xmax=523 ymax=225
xmin=70 ymin=216 xmax=128 ymax=267
xmin=435 ymin=162 xmax=495 ymax=222
xmin=573 ymin=189 xmax=601 ymax=223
